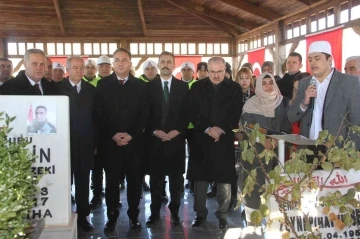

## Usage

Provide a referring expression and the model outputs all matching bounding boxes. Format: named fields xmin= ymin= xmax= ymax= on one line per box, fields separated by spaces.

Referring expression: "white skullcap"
xmin=143 ymin=60 xmax=158 ymax=72
xmin=52 ymin=62 xmax=65 ymax=72
xmin=180 ymin=61 xmax=195 ymax=72
xmin=97 ymin=55 xmax=111 ymax=65
xmin=308 ymin=41 xmax=332 ymax=56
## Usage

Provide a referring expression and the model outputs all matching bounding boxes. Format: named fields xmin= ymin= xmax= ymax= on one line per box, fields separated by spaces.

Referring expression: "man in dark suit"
xmin=56 ymin=56 xmax=96 ymax=231
xmin=0 ymin=49 xmax=58 ymax=95
xmin=145 ymin=51 xmax=189 ymax=226
xmin=94 ymin=48 xmax=149 ymax=232
xmin=288 ymin=41 xmax=360 ymax=151
xmin=277 ymin=52 xmax=302 ymax=99
xmin=187 ymin=57 xmax=243 ymax=229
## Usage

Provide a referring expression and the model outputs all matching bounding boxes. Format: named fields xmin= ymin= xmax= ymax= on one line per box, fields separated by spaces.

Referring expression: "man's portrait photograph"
xmin=27 ymin=104 xmax=56 ymax=135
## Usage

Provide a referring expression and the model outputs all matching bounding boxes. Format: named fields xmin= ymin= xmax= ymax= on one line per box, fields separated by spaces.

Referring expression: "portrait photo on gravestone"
xmin=27 ymin=103 xmax=57 ymax=135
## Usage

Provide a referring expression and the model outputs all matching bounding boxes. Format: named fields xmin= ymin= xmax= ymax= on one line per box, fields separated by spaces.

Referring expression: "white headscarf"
xmin=242 ymin=73 xmax=283 ymax=117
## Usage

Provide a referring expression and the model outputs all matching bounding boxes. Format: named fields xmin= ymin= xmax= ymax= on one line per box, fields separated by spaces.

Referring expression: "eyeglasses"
xmin=209 ymin=70 xmax=224 ymax=75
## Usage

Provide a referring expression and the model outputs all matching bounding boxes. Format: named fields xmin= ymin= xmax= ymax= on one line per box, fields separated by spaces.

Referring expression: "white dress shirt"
xmin=309 ymin=69 xmax=334 ymax=140
xmin=69 ymin=80 xmax=82 ymax=93
xmin=160 ymin=77 xmax=172 ymax=92
xmin=26 ymin=74 xmax=43 ymax=94
xmin=117 ymin=75 xmax=129 ymax=84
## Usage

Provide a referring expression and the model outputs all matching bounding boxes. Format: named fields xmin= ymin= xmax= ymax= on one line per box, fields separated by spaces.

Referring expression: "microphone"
xmin=309 ymin=78 xmax=316 ymax=110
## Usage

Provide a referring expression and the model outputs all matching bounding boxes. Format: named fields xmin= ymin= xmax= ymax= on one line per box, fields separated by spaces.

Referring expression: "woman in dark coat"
xmin=239 ymin=73 xmax=291 ymax=225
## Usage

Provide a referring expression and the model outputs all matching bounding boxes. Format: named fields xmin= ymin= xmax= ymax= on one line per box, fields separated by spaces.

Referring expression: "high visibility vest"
xmin=83 ymin=75 xmax=102 ymax=87
xmin=184 ymin=78 xmax=197 ymax=129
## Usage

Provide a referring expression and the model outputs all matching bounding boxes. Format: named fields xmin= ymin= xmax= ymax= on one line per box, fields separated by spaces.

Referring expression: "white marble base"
xmin=39 ymin=213 xmax=77 ymax=239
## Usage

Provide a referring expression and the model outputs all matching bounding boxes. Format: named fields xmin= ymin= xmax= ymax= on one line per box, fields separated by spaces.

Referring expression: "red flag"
xmin=306 ymin=26 xmax=343 ymax=72
xmin=247 ymin=48 xmax=265 ymax=77
xmin=28 ymin=104 xmax=33 ymax=122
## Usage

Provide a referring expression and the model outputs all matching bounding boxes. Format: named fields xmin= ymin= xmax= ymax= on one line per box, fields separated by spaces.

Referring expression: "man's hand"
xmin=207 ymin=127 xmax=224 ymax=142
xmin=304 ymin=84 xmax=317 ymax=106
xmin=112 ymin=132 xmax=132 ymax=146
xmin=167 ymin=130 xmax=180 ymax=139
xmin=154 ymin=130 xmax=170 ymax=141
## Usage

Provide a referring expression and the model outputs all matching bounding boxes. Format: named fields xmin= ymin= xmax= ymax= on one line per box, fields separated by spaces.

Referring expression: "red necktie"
xmin=119 ymin=79 xmax=125 ymax=85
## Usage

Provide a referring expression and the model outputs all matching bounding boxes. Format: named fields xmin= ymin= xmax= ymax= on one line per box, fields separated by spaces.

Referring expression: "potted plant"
xmin=0 ymin=112 xmax=44 ymax=238
xmin=239 ymin=123 xmax=360 ymax=239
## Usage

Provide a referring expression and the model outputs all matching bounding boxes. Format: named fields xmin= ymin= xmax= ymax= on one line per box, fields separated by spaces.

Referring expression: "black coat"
xmin=187 ymin=77 xmax=243 ymax=184
xmin=56 ymin=79 xmax=96 ymax=172
xmin=146 ymin=77 xmax=190 ymax=175
xmin=94 ymin=72 xmax=149 ymax=168
xmin=0 ymin=70 xmax=58 ymax=95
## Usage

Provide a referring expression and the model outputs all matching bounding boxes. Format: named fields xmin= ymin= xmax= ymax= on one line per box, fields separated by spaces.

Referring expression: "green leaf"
xmin=343 ymin=213 xmax=353 ymax=226
xmin=250 ymin=210 xmax=262 ymax=225
xmin=321 ymin=161 xmax=333 ymax=171
xmin=259 ymin=204 xmax=269 ymax=217
xmin=304 ymin=149 xmax=314 ymax=155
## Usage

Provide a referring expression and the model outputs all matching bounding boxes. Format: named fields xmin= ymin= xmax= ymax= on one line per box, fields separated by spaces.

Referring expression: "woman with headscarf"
xmin=239 ymin=73 xmax=291 ymax=226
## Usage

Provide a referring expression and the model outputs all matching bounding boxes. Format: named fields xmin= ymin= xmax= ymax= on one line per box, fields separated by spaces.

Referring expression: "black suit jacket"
xmin=0 ymin=70 xmax=58 ymax=95
xmin=94 ymin=72 xmax=149 ymax=167
xmin=56 ymin=79 xmax=96 ymax=172
xmin=187 ymin=77 xmax=243 ymax=183
xmin=146 ymin=76 xmax=190 ymax=174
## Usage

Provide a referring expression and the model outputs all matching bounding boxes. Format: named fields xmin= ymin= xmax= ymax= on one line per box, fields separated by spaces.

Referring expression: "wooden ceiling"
xmin=0 ymin=0 xmax=324 ymax=39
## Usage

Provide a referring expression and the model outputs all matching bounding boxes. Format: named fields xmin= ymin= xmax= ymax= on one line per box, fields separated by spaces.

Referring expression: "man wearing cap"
xmin=288 ymin=41 xmax=360 ymax=153
xmin=89 ymin=55 xmax=114 ymax=210
xmin=196 ymin=62 xmax=208 ymax=80
xmin=139 ymin=60 xmax=159 ymax=82
xmin=0 ymin=58 xmax=13 ymax=86
xmin=344 ymin=56 xmax=360 ymax=77
xmin=51 ymin=62 xmax=66 ymax=82
xmin=180 ymin=61 xmax=197 ymax=194
xmin=94 ymin=48 xmax=149 ymax=231
xmin=97 ymin=55 xmax=113 ymax=80
xmin=277 ymin=52 xmax=303 ymax=99
xmin=83 ymin=59 xmax=99 ymax=86
xmin=145 ymin=51 xmax=190 ymax=227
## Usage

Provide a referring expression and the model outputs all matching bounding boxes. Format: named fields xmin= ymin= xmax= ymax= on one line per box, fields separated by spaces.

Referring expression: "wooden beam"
xmin=137 ymin=0 xmax=148 ymax=37
xmin=0 ymin=38 xmax=4 ymax=57
xmin=166 ymin=0 xmax=258 ymax=30
xmin=53 ymin=0 xmax=66 ymax=36
xmin=220 ymin=0 xmax=281 ymax=21
xmin=293 ymin=0 xmax=317 ymax=5
xmin=165 ymin=0 xmax=240 ymax=37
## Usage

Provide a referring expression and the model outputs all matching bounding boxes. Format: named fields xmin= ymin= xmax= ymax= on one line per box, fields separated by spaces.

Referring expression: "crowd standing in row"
xmin=0 ymin=40 xmax=360 ymax=233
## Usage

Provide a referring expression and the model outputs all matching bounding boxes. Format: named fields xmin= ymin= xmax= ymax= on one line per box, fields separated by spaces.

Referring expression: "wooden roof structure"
xmin=0 ymin=0 xmax=324 ymax=40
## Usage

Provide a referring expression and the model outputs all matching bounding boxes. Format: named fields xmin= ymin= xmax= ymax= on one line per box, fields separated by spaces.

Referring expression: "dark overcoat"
xmin=0 ymin=70 xmax=58 ymax=95
xmin=146 ymin=77 xmax=190 ymax=175
xmin=187 ymin=77 xmax=243 ymax=184
xmin=94 ymin=73 xmax=149 ymax=168
xmin=56 ymin=79 xmax=96 ymax=172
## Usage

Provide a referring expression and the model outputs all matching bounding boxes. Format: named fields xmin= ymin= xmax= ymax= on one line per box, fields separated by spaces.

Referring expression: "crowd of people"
xmin=0 ymin=40 xmax=360 ymax=233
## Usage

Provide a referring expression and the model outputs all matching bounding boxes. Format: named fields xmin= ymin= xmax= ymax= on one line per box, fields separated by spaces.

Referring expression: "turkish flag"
xmin=28 ymin=103 xmax=33 ymax=123
xmin=173 ymin=55 xmax=202 ymax=80
xmin=247 ymin=48 xmax=265 ymax=77
xmin=306 ymin=26 xmax=343 ymax=72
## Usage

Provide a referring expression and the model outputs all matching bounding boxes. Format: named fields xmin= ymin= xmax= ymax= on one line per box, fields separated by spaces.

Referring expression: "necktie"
xmin=163 ymin=81 xmax=169 ymax=105
xmin=119 ymin=79 xmax=125 ymax=85
xmin=74 ymin=85 xmax=79 ymax=94
xmin=34 ymin=83 xmax=42 ymax=95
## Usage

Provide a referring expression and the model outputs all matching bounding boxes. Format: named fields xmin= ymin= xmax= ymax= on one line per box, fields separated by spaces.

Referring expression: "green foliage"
xmin=239 ymin=123 xmax=360 ymax=239
xmin=0 ymin=112 xmax=41 ymax=238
